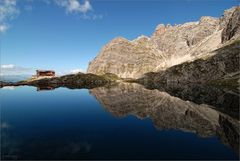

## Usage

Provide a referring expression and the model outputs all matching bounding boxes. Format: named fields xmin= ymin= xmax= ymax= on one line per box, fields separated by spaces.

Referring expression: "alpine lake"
xmin=1 ymin=82 xmax=239 ymax=160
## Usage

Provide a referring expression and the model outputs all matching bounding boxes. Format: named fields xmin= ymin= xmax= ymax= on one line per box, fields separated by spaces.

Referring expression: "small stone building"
xmin=36 ymin=70 xmax=55 ymax=77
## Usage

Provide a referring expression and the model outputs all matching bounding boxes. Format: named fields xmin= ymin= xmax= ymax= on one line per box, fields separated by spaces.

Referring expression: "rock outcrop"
xmin=88 ymin=36 xmax=165 ymax=78
xmin=138 ymin=40 xmax=240 ymax=87
xmin=222 ymin=7 xmax=240 ymax=42
xmin=87 ymin=6 xmax=240 ymax=79
xmin=0 ymin=73 xmax=117 ymax=90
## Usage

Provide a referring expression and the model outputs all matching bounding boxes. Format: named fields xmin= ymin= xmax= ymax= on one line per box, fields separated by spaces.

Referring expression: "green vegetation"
xmin=0 ymin=72 xmax=118 ymax=89
xmin=102 ymin=73 xmax=120 ymax=81
xmin=207 ymin=78 xmax=239 ymax=89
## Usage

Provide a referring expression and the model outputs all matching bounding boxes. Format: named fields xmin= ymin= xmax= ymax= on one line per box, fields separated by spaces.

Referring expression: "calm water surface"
xmin=1 ymin=83 xmax=239 ymax=160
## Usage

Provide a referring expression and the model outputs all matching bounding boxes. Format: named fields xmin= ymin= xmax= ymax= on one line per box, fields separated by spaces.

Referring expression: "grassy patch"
xmin=102 ymin=73 xmax=120 ymax=81
xmin=207 ymin=78 xmax=239 ymax=89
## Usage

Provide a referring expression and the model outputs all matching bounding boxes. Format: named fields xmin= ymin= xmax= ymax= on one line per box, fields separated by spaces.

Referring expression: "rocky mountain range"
xmin=87 ymin=6 xmax=240 ymax=82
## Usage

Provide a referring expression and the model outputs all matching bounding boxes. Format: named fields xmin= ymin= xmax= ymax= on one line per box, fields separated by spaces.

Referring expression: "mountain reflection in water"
xmin=142 ymin=82 xmax=239 ymax=119
xmin=90 ymin=83 xmax=239 ymax=155
xmin=1 ymin=82 xmax=239 ymax=160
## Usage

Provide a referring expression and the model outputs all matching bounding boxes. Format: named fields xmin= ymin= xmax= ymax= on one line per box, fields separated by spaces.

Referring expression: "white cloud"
xmin=54 ymin=0 xmax=102 ymax=20
xmin=57 ymin=68 xmax=85 ymax=76
xmin=1 ymin=64 xmax=15 ymax=69
xmin=70 ymin=68 xmax=84 ymax=74
xmin=0 ymin=24 xmax=8 ymax=32
xmin=0 ymin=64 xmax=34 ymax=75
xmin=55 ymin=0 xmax=92 ymax=14
xmin=0 ymin=0 xmax=19 ymax=33
xmin=0 ymin=65 xmax=85 ymax=76
xmin=69 ymin=0 xmax=92 ymax=13
xmin=0 ymin=0 xmax=101 ymax=33
xmin=80 ymin=13 xmax=103 ymax=20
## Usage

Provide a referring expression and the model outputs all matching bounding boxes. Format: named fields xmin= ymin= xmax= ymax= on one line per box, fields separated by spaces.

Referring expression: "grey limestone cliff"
xmin=88 ymin=6 xmax=240 ymax=79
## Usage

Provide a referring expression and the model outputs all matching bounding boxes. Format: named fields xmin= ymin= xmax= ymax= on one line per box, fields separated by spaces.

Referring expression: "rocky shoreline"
xmin=0 ymin=73 xmax=118 ymax=90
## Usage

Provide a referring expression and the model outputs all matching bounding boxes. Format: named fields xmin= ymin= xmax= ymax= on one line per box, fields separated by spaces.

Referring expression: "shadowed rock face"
xmin=138 ymin=40 xmax=240 ymax=87
xmin=217 ymin=115 xmax=240 ymax=155
xmin=90 ymin=83 xmax=239 ymax=154
xmin=222 ymin=7 xmax=240 ymax=43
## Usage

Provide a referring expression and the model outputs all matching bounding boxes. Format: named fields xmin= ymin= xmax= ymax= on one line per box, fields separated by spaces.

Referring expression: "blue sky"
xmin=0 ymin=0 xmax=239 ymax=75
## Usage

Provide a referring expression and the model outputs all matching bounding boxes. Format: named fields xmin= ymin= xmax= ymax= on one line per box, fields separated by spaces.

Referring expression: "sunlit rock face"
xmin=90 ymin=83 xmax=239 ymax=153
xmin=151 ymin=17 xmax=220 ymax=65
xmin=88 ymin=7 xmax=240 ymax=78
xmin=87 ymin=36 xmax=165 ymax=78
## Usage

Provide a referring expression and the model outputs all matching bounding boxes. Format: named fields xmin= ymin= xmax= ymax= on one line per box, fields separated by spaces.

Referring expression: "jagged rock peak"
xmin=153 ymin=24 xmax=167 ymax=35
xmin=222 ymin=6 xmax=240 ymax=42
xmin=199 ymin=16 xmax=219 ymax=25
xmin=87 ymin=6 xmax=240 ymax=79
xmin=156 ymin=23 xmax=165 ymax=28
xmin=179 ymin=21 xmax=199 ymax=27
xmin=131 ymin=35 xmax=150 ymax=43
xmin=220 ymin=6 xmax=239 ymax=29
xmin=109 ymin=36 xmax=129 ymax=44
